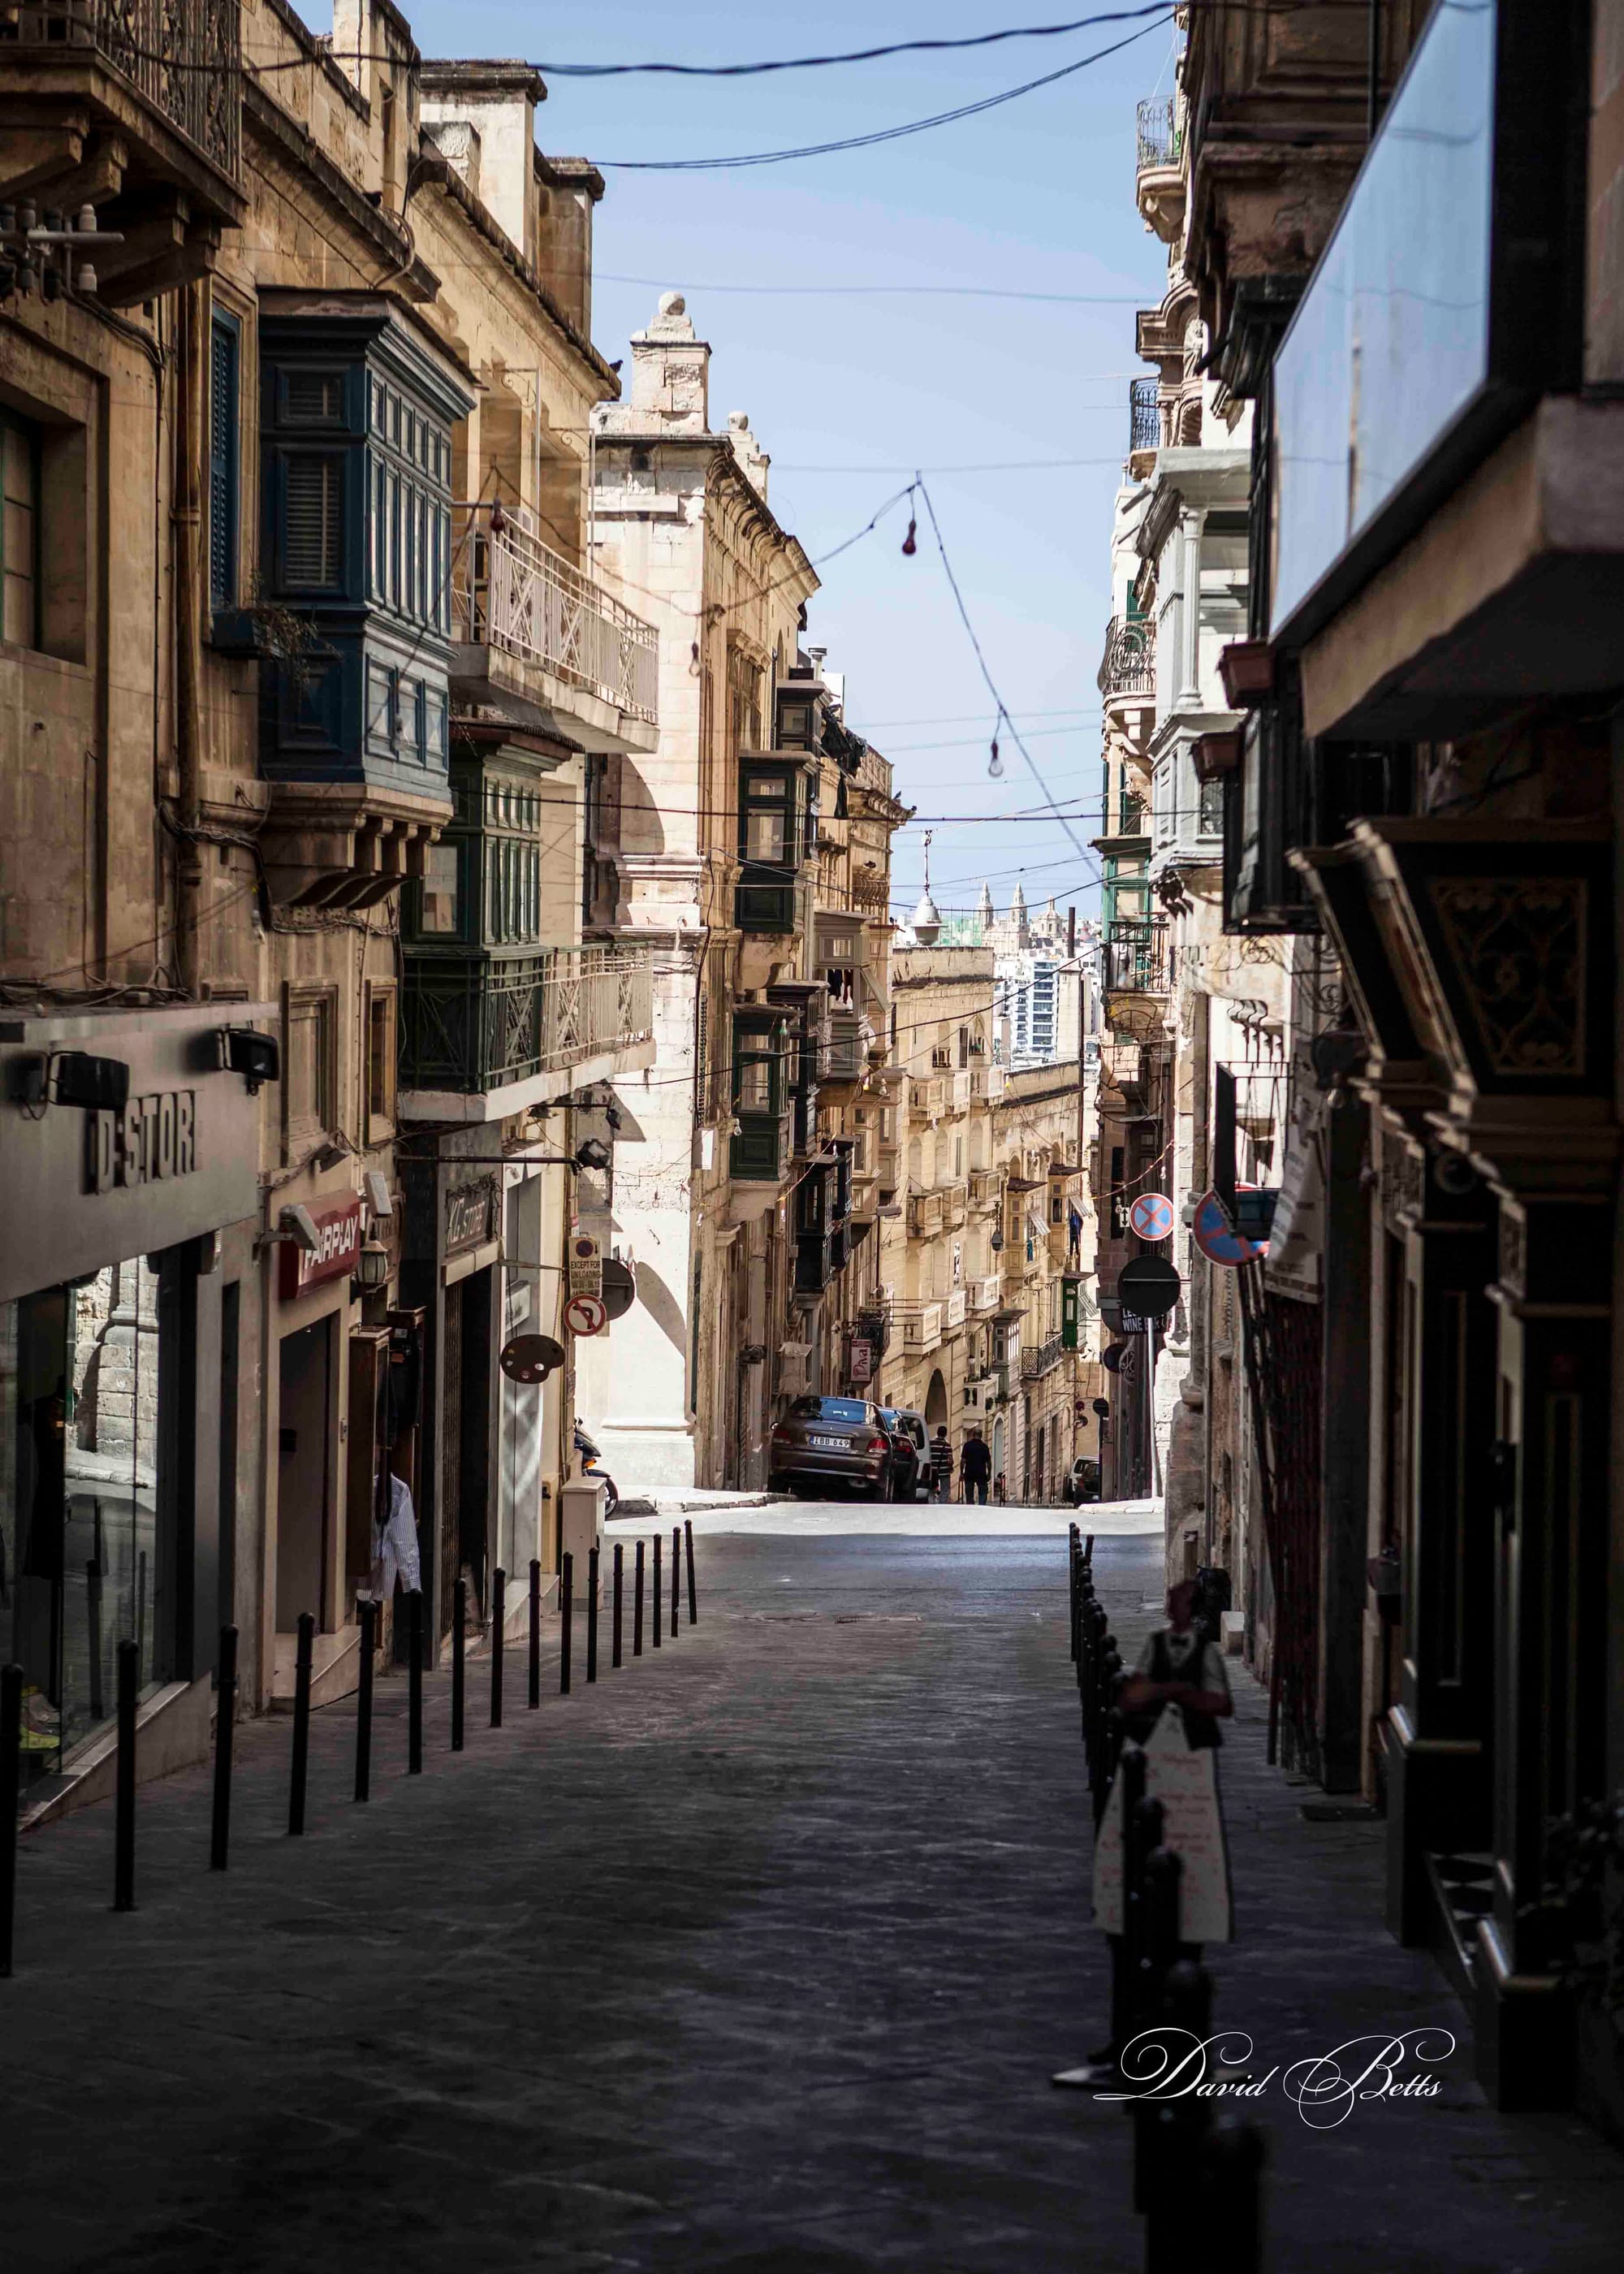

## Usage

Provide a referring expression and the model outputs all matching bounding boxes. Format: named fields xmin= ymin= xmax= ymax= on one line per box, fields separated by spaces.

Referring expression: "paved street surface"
xmin=3 ymin=1507 xmax=1620 ymax=2272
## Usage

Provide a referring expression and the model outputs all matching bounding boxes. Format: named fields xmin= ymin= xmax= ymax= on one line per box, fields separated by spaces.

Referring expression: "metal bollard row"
xmin=3 ymin=1527 xmax=709 ymax=1978
xmin=1059 ymin=1531 xmax=1266 ymax=2273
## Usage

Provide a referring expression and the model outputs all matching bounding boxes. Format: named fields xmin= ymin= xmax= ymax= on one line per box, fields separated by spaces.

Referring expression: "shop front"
xmin=1 ymin=1004 xmax=271 ymax=1813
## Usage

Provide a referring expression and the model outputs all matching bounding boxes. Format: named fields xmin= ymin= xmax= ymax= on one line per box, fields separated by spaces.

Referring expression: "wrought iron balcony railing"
xmin=1021 ymin=1331 xmax=1067 ymax=1381
xmin=402 ymin=945 xmax=654 ymax=1095
xmin=1104 ymin=919 xmax=1171 ymax=996
xmin=452 ymin=505 xmax=658 ymax=723
xmin=1135 ymin=97 xmax=1181 ymax=172
xmin=2 ymin=0 xmax=242 ymax=179
xmin=1129 ymin=376 xmax=1160 ymax=456
xmin=1098 ymin=614 xmax=1155 ymax=700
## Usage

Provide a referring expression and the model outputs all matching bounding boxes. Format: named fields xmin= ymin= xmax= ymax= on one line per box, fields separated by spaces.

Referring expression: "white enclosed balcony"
xmin=451 ymin=504 xmax=659 ymax=754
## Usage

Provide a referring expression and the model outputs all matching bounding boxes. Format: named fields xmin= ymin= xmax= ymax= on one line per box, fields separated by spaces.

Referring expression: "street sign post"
xmin=1115 ymin=1253 xmax=1181 ymax=1321
xmin=1128 ymin=1191 xmax=1175 ymax=1243
xmin=568 ymin=1235 xmax=603 ymax=1301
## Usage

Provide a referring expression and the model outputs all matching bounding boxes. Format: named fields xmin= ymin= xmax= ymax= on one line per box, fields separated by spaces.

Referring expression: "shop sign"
xmin=280 ymin=1196 xmax=365 ymax=1298
xmin=445 ymin=1174 xmax=498 ymax=1257
xmin=85 ymin=1092 xmax=197 ymax=1191
xmin=568 ymin=1234 xmax=603 ymax=1299
xmin=850 ymin=1338 xmax=875 ymax=1384
xmin=0 ymin=1002 xmax=272 ymax=1308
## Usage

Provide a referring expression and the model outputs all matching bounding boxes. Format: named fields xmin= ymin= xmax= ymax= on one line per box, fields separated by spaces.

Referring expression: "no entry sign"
xmin=1128 ymin=1191 xmax=1175 ymax=1242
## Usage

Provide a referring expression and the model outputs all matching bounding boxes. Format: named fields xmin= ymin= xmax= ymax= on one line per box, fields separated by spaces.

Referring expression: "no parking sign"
xmin=1128 ymin=1191 xmax=1175 ymax=1242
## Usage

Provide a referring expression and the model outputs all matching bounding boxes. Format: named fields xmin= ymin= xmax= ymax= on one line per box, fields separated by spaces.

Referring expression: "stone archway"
xmin=923 ymin=1368 xmax=948 ymax=1430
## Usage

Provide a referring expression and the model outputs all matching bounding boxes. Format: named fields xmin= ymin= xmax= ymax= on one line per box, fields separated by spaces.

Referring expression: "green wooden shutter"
xmin=209 ymin=316 xmax=238 ymax=610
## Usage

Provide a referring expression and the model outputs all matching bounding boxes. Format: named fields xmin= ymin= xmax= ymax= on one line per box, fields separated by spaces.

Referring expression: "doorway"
xmin=277 ymin=1317 xmax=333 ymax=1632
xmin=923 ymin=1368 xmax=948 ymax=1431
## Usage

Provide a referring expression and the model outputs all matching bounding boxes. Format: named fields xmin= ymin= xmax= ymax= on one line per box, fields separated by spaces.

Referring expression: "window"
xmin=283 ymin=986 xmax=335 ymax=1161
xmin=285 ymin=370 xmax=344 ymax=424
xmin=209 ymin=313 xmax=240 ymax=612
xmin=283 ymin=455 xmax=343 ymax=587
xmin=366 ymin=986 xmax=396 ymax=1139
xmin=1 ymin=411 xmax=38 ymax=648
xmin=418 ymin=841 xmax=459 ymax=934
xmin=741 ymin=772 xmax=795 ymax=867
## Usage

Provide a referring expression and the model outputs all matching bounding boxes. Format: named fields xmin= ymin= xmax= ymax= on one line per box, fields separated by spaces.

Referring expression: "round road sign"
xmin=1116 ymin=1253 xmax=1181 ymax=1321
xmin=1191 ymin=1189 xmax=1267 ymax=1268
xmin=1128 ymin=1191 xmax=1176 ymax=1242
xmin=600 ymin=1256 xmax=637 ymax=1321
xmin=564 ymin=1292 xmax=608 ymax=1337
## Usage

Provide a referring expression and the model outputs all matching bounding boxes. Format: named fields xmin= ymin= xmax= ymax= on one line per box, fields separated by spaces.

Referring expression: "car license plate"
xmin=810 ymin=1435 xmax=847 ymax=1452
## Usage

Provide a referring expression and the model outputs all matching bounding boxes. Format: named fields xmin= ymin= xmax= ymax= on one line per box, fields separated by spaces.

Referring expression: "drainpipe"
xmin=173 ymin=279 xmax=207 ymax=996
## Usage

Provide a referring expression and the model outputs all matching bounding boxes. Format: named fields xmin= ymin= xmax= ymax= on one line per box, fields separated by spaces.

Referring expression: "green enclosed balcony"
xmin=400 ymin=945 xmax=654 ymax=1119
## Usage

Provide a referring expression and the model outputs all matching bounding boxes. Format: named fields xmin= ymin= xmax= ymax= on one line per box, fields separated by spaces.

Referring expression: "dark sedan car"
xmin=769 ymin=1396 xmax=893 ymax=1498
xmin=878 ymin=1407 xmax=929 ymax=1501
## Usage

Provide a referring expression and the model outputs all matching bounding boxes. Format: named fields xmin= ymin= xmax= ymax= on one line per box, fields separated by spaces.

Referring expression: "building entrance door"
xmin=276 ymin=1316 xmax=333 ymax=1632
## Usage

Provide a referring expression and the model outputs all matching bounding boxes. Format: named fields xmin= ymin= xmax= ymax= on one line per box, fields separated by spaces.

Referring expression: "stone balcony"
xmin=451 ymin=504 xmax=659 ymax=754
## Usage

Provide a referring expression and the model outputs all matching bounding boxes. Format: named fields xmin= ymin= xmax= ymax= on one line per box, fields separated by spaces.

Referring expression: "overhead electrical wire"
xmin=528 ymin=7 xmax=1177 ymax=77
xmin=595 ymin=275 xmax=1147 ymax=306
xmin=596 ymin=15 xmax=1175 ymax=171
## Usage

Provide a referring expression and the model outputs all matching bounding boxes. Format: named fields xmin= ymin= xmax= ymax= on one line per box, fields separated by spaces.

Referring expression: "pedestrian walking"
xmin=929 ymin=1425 xmax=953 ymax=1502
xmin=959 ymin=1427 xmax=991 ymax=1506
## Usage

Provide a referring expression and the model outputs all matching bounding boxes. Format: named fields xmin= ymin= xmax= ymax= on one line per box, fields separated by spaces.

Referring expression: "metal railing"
xmin=1021 ymin=1331 xmax=1067 ymax=1381
xmin=1098 ymin=613 xmax=1156 ymax=700
xmin=453 ymin=505 xmax=659 ymax=723
xmin=2 ymin=0 xmax=242 ymax=179
xmin=1136 ymin=96 xmax=1181 ymax=171
xmin=1104 ymin=918 xmax=1170 ymax=996
xmin=403 ymin=945 xmax=654 ymax=1094
xmin=1129 ymin=375 xmax=1160 ymax=455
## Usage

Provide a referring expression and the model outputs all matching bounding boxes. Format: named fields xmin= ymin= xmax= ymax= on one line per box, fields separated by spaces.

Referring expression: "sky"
xmin=396 ymin=1 xmax=1177 ymax=923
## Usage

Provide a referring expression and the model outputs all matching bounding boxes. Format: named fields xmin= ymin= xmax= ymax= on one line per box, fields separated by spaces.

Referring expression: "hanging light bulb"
xmin=900 ymin=514 xmax=917 ymax=557
xmin=987 ymin=734 xmax=1004 ymax=780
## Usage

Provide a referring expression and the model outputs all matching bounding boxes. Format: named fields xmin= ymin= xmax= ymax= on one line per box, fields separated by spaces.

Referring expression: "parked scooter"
xmin=573 ymin=1419 xmax=620 ymax=1517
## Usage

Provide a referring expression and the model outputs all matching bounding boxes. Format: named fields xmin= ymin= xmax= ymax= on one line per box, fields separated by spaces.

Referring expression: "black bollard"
xmin=1105 ymin=1743 xmax=1147 ymax=2051
xmin=451 ymin=1579 xmax=466 ymax=1752
xmin=672 ymin=1527 xmax=680 ymax=1639
xmin=1 ymin=1662 xmax=22 ymax=1975
xmin=1198 ymin=2120 xmax=1265 ymax=2274
xmin=587 ymin=1546 xmax=599 ymax=1682
xmin=407 ymin=1589 xmax=424 ymax=1773
xmin=1143 ymin=1846 xmax=1183 ymax=1999
xmin=490 ymin=1567 xmax=506 ymax=1728
xmin=284 ymin=1615 xmax=314 ymax=1837
xmin=1068 ymin=1524 xmax=1080 ymax=1662
xmin=633 ymin=1539 xmax=645 ymax=1656
xmin=355 ymin=1597 xmax=377 ymax=1802
xmin=114 ymin=1636 xmax=139 ymax=1905
xmin=685 ymin=1518 xmax=698 ymax=1624
xmin=528 ymin=1559 xmax=542 ymax=1709
xmin=613 ymin=1543 xmax=624 ymax=1668
xmin=209 ymin=1624 xmax=238 ymax=1870
xmin=559 ymin=1553 xmax=573 ymax=1694
xmin=652 ymin=1533 xmax=662 ymax=1650
xmin=1126 ymin=1791 xmax=1164 ymax=2028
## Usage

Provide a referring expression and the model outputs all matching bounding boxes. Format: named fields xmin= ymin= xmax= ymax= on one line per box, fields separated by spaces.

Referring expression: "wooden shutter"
xmin=283 ymin=455 xmax=342 ymax=587
xmin=209 ymin=317 xmax=237 ymax=610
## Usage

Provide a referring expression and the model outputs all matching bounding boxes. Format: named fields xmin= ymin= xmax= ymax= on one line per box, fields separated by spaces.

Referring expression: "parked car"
xmin=877 ymin=1406 xmax=929 ymax=1500
xmin=1065 ymin=1456 xmax=1101 ymax=1507
xmin=769 ymin=1396 xmax=893 ymax=1498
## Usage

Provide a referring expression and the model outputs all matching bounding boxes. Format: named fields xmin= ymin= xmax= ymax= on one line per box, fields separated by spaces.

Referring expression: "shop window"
xmin=367 ymin=985 xmax=397 ymax=1140
xmin=283 ymin=985 xmax=336 ymax=1161
xmin=1 ymin=409 xmax=39 ymax=648
xmin=417 ymin=841 xmax=460 ymax=935
xmin=209 ymin=312 xmax=240 ymax=612
xmin=2 ymin=1263 xmax=173 ymax=1795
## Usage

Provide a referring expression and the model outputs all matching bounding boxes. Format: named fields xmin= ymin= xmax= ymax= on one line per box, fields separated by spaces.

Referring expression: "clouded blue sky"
xmin=396 ymin=1 xmax=1176 ymax=920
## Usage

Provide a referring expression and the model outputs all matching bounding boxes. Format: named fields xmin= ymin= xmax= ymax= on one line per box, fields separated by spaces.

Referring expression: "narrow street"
xmin=4 ymin=1511 xmax=1618 ymax=2274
